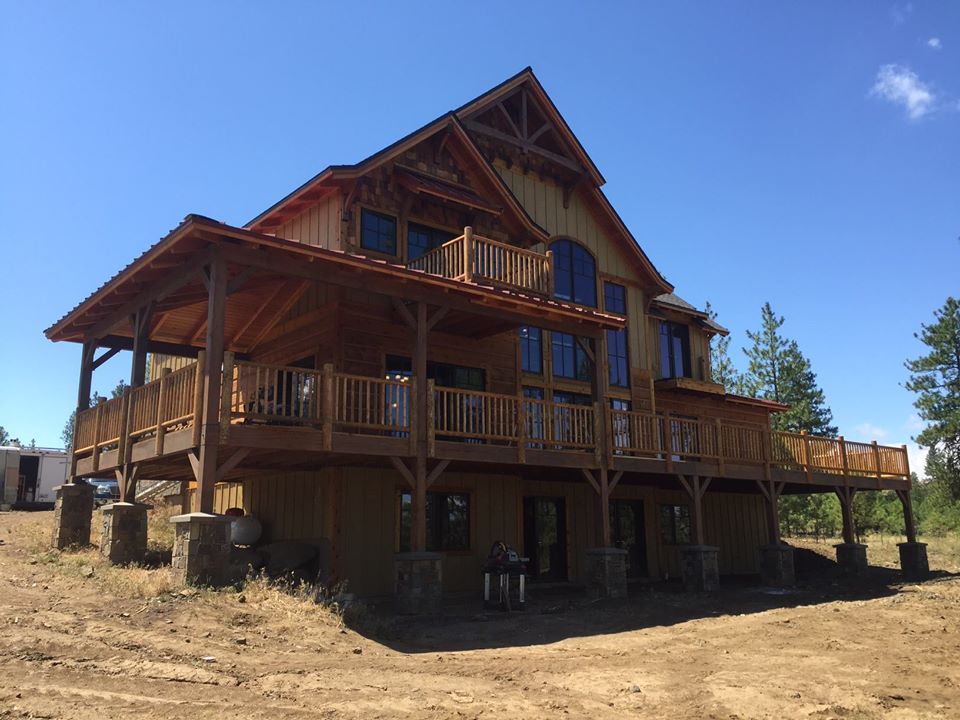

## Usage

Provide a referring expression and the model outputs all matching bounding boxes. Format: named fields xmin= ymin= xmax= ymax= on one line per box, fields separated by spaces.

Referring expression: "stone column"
xmin=680 ymin=545 xmax=720 ymax=592
xmin=51 ymin=483 xmax=95 ymax=549
xmin=759 ymin=544 xmax=795 ymax=586
xmin=586 ymin=547 xmax=628 ymax=599
xmin=394 ymin=551 xmax=442 ymax=614
xmin=99 ymin=502 xmax=149 ymax=564
xmin=898 ymin=542 xmax=930 ymax=580
xmin=834 ymin=542 xmax=868 ymax=575
xmin=170 ymin=513 xmax=233 ymax=586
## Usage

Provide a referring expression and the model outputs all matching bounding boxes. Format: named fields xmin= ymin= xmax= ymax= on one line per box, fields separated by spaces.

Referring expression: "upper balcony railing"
xmin=407 ymin=226 xmax=552 ymax=296
xmin=72 ymin=358 xmax=910 ymax=483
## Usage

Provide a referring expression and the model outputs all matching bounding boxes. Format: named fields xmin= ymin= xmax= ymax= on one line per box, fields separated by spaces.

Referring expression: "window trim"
xmin=398 ymin=489 xmax=473 ymax=553
xmin=551 ymin=331 xmax=593 ymax=382
xmin=659 ymin=320 xmax=692 ymax=379
xmin=519 ymin=326 xmax=543 ymax=375
xmin=358 ymin=207 xmax=399 ymax=257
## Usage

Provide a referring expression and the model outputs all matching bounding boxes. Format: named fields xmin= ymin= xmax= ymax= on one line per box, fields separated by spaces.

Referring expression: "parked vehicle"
xmin=89 ymin=479 xmax=120 ymax=506
xmin=0 ymin=446 xmax=67 ymax=510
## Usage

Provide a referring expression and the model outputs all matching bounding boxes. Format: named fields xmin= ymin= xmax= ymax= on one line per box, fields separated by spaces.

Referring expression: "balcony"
xmin=72 ymin=358 xmax=911 ymax=489
xmin=407 ymin=227 xmax=552 ymax=296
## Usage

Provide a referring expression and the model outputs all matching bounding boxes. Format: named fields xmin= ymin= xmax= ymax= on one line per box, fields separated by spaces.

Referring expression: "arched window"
xmin=550 ymin=239 xmax=597 ymax=307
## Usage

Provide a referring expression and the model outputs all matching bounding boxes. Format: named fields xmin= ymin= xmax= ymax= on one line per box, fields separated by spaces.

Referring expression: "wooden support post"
xmin=192 ymin=351 xmax=206 ymax=448
xmin=545 ymin=249 xmax=554 ymax=297
xmin=322 ymin=363 xmax=334 ymax=451
xmin=411 ymin=301 xmax=429 ymax=552
xmin=426 ymin=380 xmax=436 ymax=459
xmin=897 ymin=489 xmax=917 ymax=543
xmin=91 ymin=397 xmax=104 ymax=473
xmin=77 ymin=340 xmax=96 ymax=414
xmin=517 ymin=399 xmax=527 ymax=464
xmin=597 ymin=467 xmax=612 ymax=546
xmin=872 ymin=440 xmax=883 ymax=484
xmin=678 ymin=474 xmax=711 ymax=546
xmin=836 ymin=486 xmax=857 ymax=544
xmin=219 ymin=351 xmax=235 ymax=443
xmin=196 ymin=254 xmax=227 ymax=514
xmin=462 ymin=227 xmax=473 ymax=283
xmin=715 ymin=417 xmax=725 ymax=477
xmin=838 ymin=435 xmax=849 ymax=478
xmin=408 ymin=377 xmax=418 ymax=456
xmin=155 ymin=367 xmax=172 ymax=455
xmin=762 ymin=427 xmax=772 ymax=481
xmin=755 ymin=479 xmax=783 ymax=545
xmin=129 ymin=304 xmax=154 ymax=388
xmin=663 ymin=412 xmax=674 ymax=472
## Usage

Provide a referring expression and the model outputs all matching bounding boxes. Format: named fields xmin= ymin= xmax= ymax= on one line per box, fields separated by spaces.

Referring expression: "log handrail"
xmin=406 ymin=228 xmax=552 ymax=296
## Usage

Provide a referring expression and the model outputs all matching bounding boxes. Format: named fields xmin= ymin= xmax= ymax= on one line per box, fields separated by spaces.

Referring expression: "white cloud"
xmin=928 ymin=37 xmax=942 ymax=50
xmin=907 ymin=443 xmax=929 ymax=479
xmin=891 ymin=3 xmax=913 ymax=25
xmin=854 ymin=422 xmax=890 ymax=440
xmin=905 ymin=413 xmax=925 ymax=433
xmin=871 ymin=64 xmax=936 ymax=119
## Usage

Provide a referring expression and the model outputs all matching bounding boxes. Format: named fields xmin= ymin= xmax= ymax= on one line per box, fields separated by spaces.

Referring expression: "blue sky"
xmin=1 ymin=2 xmax=957 ymax=475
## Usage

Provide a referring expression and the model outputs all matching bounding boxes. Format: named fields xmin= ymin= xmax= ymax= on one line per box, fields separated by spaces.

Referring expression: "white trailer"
xmin=0 ymin=446 xmax=67 ymax=510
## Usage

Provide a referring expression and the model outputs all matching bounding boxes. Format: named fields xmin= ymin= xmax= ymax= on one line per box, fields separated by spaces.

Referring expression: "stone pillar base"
xmin=586 ymin=547 xmax=628 ymax=599
xmin=394 ymin=551 xmax=442 ymax=614
xmin=898 ymin=542 xmax=929 ymax=580
xmin=170 ymin=513 xmax=233 ymax=586
xmin=99 ymin=502 xmax=149 ymax=565
xmin=834 ymin=542 xmax=868 ymax=575
xmin=759 ymin=544 xmax=795 ymax=586
xmin=681 ymin=545 xmax=720 ymax=592
xmin=51 ymin=483 xmax=95 ymax=549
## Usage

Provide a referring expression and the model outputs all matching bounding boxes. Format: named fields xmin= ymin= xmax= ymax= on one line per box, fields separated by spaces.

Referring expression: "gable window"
xmin=407 ymin=222 xmax=453 ymax=262
xmin=551 ymin=332 xmax=592 ymax=382
xmin=659 ymin=321 xmax=691 ymax=379
xmin=659 ymin=504 xmax=691 ymax=545
xmin=519 ymin=327 xmax=542 ymax=374
xmin=551 ymin=239 xmax=597 ymax=307
xmin=604 ymin=282 xmax=629 ymax=387
xmin=360 ymin=209 xmax=397 ymax=255
xmin=399 ymin=491 xmax=470 ymax=552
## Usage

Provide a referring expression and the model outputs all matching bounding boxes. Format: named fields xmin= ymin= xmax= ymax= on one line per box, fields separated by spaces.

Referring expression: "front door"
xmin=523 ymin=496 xmax=568 ymax=582
xmin=610 ymin=499 xmax=648 ymax=578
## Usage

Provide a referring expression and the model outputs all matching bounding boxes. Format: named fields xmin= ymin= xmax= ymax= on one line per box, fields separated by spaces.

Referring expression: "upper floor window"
xmin=551 ymin=239 xmax=596 ymax=307
xmin=659 ymin=321 xmax=691 ymax=379
xmin=552 ymin=332 xmax=592 ymax=382
xmin=361 ymin=209 xmax=397 ymax=255
xmin=519 ymin=327 xmax=542 ymax=374
xmin=604 ymin=282 xmax=629 ymax=387
xmin=407 ymin=222 xmax=453 ymax=261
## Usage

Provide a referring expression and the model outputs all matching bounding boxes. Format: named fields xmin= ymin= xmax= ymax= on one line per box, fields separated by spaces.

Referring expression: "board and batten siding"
xmin=273 ymin=192 xmax=342 ymax=249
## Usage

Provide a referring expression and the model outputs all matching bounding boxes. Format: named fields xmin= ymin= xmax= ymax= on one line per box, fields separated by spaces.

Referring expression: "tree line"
xmin=709 ymin=297 xmax=960 ymax=538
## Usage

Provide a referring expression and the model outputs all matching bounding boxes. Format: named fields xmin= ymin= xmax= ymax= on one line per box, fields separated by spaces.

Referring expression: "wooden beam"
xmin=216 ymin=448 xmax=250 ymax=482
xmin=187 ymin=450 xmax=200 ymax=482
xmin=391 ymin=297 xmax=416 ymax=329
xmin=609 ymin=470 xmax=624 ymax=493
xmin=580 ymin=468 xmax=600 ymax=494
xmin=463 ymin=119 xmax=584 ymax=174
xmin=76 ymin=341 xmax=96 ymax=413
xmin=91 ymin=346 xmax=121 ymax=371
xmin=389 ymin=456 xmax=416 ymax=489
xmin=196 ymin=253 xmax=227 ymax=513
xmin=226 ymin=266 xmax=255 ymax=296
xmin=130 ymin=303 xmax=155 ymax=387
xmin=426 ymin=459 xmax=450 ymax=488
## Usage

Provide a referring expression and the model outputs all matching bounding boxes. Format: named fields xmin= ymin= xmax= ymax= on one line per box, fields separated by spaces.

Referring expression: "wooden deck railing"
xmin=73 ymin=356 xmax=910 ymax=483
xmin=407 ymin=227 xmax=552 ymax=296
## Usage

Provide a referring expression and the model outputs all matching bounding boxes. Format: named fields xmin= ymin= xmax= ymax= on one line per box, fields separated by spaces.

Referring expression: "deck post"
xmin=462 ymin=227 xmax=473 ymax=283
xmin=677 ymin=474 xmax=719 ymax=591
xmin=70 ymin=340 xmax=97 ymax=482
xmin=412 ymin=301 xmax=428 ymax=553
xmin=322 ymin=363 xmax=334 ymax=451
xmin=129 ymin=303 xmax=153 ymax=388
xmin=896 ymin=488 xmax=929 ymax=579
xmin=834 ymin=486 xmax=867 ymax=575
xmin=195 ymin=253 xmax=227 ymax=514
xmin=756 ymin=479 xmax=794 ymax=586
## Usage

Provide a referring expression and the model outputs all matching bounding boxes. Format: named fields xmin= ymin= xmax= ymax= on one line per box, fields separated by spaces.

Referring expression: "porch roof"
xmin=45 ymin=215 xmax=626 ymax=347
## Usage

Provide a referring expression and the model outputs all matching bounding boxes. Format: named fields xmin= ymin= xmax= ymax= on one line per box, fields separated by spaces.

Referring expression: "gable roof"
xmin=245 ymin=68 xmax=673 ymax=296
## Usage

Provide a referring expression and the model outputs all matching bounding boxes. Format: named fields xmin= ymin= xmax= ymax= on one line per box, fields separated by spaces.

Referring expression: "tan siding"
xmin=274 ymin=192 xmax=342 ymax=249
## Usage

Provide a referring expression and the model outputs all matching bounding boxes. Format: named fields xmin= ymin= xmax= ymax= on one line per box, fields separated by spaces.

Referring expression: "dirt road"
xmin=1 ymin=511 xmax=958 ymax=719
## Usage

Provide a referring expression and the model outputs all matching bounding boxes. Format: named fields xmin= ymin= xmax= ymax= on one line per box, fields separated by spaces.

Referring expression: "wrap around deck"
xmin=72 ymin=355 xmax=910 ymax=491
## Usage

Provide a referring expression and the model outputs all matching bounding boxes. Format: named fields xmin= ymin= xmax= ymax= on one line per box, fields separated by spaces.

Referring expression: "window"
xmin=603 ymin=282 xmax=629 ymax=387
xmin=386 ymin=356 xmax=484 ymax=390
xmin=523 ymin=386 xmax=545 ymax=443
xmin=553 ymin=391 xmax=592 ymax=406
xmin=551 ymin=332 xmax=592 ymax=382
xmin=360 ymin=209 xmax=397 ymax=255
xmin=407 ymin=222 xmax=453 ymax=261
xmin=399 ymin=491 xmax=470 ymax=551
xmin=519 ymin=327 xmax=542 ymax=374
xmin=659 ymin=321 xmax=691 ymax=379
xmin=659 ymin=504 xmax=691 ymax=545
xmin=551 ymin=239 xmax=597 ymax=306
xmin=610 ymin=398 xmax=631 ymax=454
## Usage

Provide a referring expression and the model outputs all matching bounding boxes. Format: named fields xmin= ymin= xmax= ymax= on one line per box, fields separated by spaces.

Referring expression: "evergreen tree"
xmin=743 ymin=302 xmax=837 ymax=436
xmin=905 ymin=297 xmax=960 ymax=499
xmin=705 ymin=301 xmax=742 ymax=393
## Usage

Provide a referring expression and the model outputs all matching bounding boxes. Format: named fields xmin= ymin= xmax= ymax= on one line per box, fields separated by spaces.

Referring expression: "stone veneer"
xmin=898 ymin=541 xmax=930 ymax=580
xmin=586 ymin=547 xmax=628 ymax=599
xmin=170 ymin=513 xmax=234 ymax=586
xmin=394 ymin=552 xmax=442 ymax=614
xmin=680 ymin=545 xmax=720 ymax=592
xmin=51 ymin=483 xmax=95 ymax=549
xmin=834 ymin=542 xmax=868 ymax=575
xmin=99 ymin=502 xmax=149 ymax=564
xmin=759 ymin=544 xmax=796 ymax=587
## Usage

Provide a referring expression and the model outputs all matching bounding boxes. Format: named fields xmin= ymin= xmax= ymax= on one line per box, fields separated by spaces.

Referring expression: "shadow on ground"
xmin=350 ymin=546 xmax=957 ymax=654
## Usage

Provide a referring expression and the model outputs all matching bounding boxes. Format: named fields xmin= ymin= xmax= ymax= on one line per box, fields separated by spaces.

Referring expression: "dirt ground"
xmin=1 ymin=511 xmax=959 ymax=720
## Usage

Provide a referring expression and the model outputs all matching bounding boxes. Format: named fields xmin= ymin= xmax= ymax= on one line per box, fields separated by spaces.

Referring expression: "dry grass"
xmin=787 ymin=533 xmax=960 ymax=573
xmin=146 ymin=501 xmax=179 ymax=552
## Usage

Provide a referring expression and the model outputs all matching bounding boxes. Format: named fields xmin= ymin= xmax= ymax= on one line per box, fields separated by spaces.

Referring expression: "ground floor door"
xmin=523 ymin=496 xmax=568 ymax=582
xmin=610 ymin=499 xmax=648 ymax=578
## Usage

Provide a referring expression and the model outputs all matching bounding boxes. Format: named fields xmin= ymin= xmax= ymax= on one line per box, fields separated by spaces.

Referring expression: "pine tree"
xmin=905 ymin=297 xmax=960 ymax=499
xmin=704 ymin=301 xmax=742 ymax=393
xmin=743 ymin=302 xmax=837 ymax=436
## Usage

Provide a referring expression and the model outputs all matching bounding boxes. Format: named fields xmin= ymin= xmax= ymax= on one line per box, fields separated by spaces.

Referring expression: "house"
xmin=45 ymin=68 xmax=927 ymax=608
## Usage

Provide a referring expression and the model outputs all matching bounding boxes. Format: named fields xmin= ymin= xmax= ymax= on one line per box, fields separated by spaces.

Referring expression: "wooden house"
xmin=46 ymin=68 xmax=925 ymax=606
